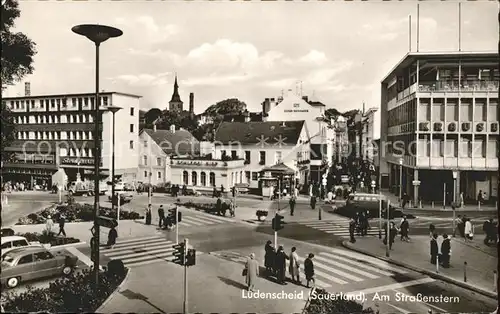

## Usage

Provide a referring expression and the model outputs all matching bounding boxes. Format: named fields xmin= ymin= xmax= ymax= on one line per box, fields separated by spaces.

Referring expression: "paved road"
xmin=1 ymin=192 xmax=58 ymax=226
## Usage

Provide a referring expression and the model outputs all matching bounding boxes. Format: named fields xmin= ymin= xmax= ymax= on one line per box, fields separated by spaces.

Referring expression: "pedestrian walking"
xmin=275 ymin=246 xmax=289 ymax=284
xmin=229 ymin=200 xmax=235 ymax=217
xmin=459 ymin=192 xmax=464 ymax=208
xmin=45 ymin=215 xmax=54 ymax=234
xmin=429 ymin=223 xmax=436 ymax=238
xmin=401 ymin=193 xmax=409 ymax=209
xmin=483 ymin=219 xmax=494 ymax=245
xmin=464 ymin=218 xmax=473 ymax=242
xmin=310 ymin=196 xmax=316 ymax=210
xmin=107 ymin=226 xmax=118 ymax=249
xmin=216 ymin=197 xmax=222 ymax=215
xmin=454 ymin=215 xmax=463 ymax=237
xmin=288 ymin=247 xmax=300 ymax=284
xmin=477 ymin=190 xmax=484 ymax=206
xmin=264 ymin=240 xmax=275 ymax=276
xmin=384 ymin=222 xmax=397 ymax=250
xmin=145 ymin=204 xmax=152 ymax=225
xmin=57 ymin=215 xmax=66 ymax=237
xmin=304 ymin=253 xmax=315 ymax=288
xmin=289 ymin=197 xmax=296 ymax=216
xmin=440 ymin=234 xmax=451 ymax=268
xmin=158 ymin=205 xmax=165 ymax=228
xmin=430 ymin=233 xmax=439 ymax=264
xmin=349 ymin=217 xmax=356 ymax=243
xmin=400 ymin=216 xmax=409 ymax=242
xmin=212 ymin=187 xmax=217 ymax=198
xmin=243 ymin=253 xmax=259 ymax=292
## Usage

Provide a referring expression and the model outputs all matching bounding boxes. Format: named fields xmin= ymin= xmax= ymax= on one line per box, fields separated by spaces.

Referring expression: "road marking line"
xmin=198 ymin=214 xmax=235 ymax=224
xmin=122 ymin=252 xmax=174 ymax=267
xmin=101 ymin=238 xmax=169 ymax=251
xmin=386 ymin=302 xmax=413 ymax=314
xmin=124 ymin=257 xmax=173 ymax=268
xmin=179 ymin=221 xmax=196 ymax=227
xmin=314 ymin=255 xmax=379 ymax=279
xmin=116 ymin=247 xmax=174 ymax=260
xmin=65 ymin=246 xmax=104 ymax=271
xmin=330 ymin=249 xmax=408 ymax=274
xmin=179 ymin=217 xmax=204 ymax=226
xmin=109 ymin=235 xmax=164 ymax=244
xmin=319 ymin=252 xmax=393 ymax=276
xmin=392 ymin=289 xmax=447 ymax=313
xmin=310 ymin=259 xmax=364 ymax=282
xmin=104 ymin=243 xmax=174 ymax=256
xmin=345 ymin=277 xmax=435 ymax=296
xmin=297 ymin=257 xmax=347 ymax=284
xmin=184 ymin=215 xmax=217 ymax=224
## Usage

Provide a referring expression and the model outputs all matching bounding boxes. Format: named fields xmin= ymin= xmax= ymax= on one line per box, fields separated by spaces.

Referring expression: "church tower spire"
xmin=169 ymin=72 xmax=183 ymax=112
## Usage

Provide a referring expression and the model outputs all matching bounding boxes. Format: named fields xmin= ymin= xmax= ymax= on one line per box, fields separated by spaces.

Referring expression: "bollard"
xmin=464 ymin=262 xmax=467 ymax=282
xmin=478 ymin=201 xmax=481 ymax=210
xmin=436 ymin=255 xmax=439 ymax=273
xmin=431 ymin=201 xmax=434 ymax=209
xmin=129 ymin=228 xmax=132 ymax=236
xmin=419 ymin=200 xmax=422 ymax=209
xmin=494 ymin=271 xmax=497 ymax=292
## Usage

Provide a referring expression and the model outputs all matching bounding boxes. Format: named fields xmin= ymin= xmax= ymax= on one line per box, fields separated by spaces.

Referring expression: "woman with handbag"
xmin=464 ymin=218 xmax=474 ymax=242
xmin=243 ymin=253 xmax=259 ymax=292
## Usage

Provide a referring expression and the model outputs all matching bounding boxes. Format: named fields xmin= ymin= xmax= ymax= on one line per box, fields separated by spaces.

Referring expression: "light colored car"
xmin=1 ymin=236 xmax=42 ymax=260
xmin=1 ymin=246 xmax=78 ymax=288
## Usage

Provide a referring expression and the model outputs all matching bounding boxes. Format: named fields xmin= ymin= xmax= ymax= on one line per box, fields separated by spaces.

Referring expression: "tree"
xmin=155 ymin=110 xmax=198 ymax=133
xmin=1 ymin=0 xmax=37 ymax=89
xmin=1 ymin=0 xmax=37 ymax=163
xmin=144 ymin=108 xmax=162 ymax=125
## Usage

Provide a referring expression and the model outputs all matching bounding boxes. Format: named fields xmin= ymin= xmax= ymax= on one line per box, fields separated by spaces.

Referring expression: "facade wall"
xmin=137 ymin=131 xmax=168 ymax=186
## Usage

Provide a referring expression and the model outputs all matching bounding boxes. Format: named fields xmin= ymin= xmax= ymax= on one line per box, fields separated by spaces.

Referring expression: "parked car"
xmin=108 ymin=191 xmax=133 ymax=205
xmin=1 ymin=236 xmax=42 ymax=260
xmin=1 ymin=246 xmax=78 ymax=288
xmin=0 ymin=228 xmax=15 ymax=237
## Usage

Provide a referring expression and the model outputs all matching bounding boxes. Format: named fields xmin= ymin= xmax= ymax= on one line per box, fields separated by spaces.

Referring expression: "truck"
xmin=68 ymin=181 xmax=107 ymax=196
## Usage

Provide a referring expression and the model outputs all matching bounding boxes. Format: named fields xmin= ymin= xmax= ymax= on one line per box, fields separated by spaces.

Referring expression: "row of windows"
xmin=59 ymin=147 xmax=93 ymax=158
xmin=388 ymin=99 xmax=417 ymax=127
xmin=7 ymin=96 xmax=109 ymax=110
xmin=142 ymin=156 xmax=163 ymax=166
xmin=220 ymin=150 xmax=282 ymax=164
xmin=144 ymin=170 xmax=163 ymax=180
xmin=17 ymin=131 xmax=95 ymax=141
xmin=14 ymin=114 xmax=94 ymax=125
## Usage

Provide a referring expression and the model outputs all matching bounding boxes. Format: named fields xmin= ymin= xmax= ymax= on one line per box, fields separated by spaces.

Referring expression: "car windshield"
xmin=2 ymin=255 xmax=15 ymax=266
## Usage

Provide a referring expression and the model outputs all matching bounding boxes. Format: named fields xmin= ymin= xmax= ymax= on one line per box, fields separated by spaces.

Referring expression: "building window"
xmin=201 ymin=172 xmax=206 ymax=186
xmin=78 ymin=98 xmax=83 ymax=106
xmin=72 ymin=98 xmax=77 ymax=107
xmin=209 ymin=172 xmax=215 ymax=187
xmin=259 ymin=151 xmax=266 ymax=164
xmin=84 ymin=98 xmax=89 ymax=107
xmin=130 ymin=107 xmax=134 ymax=116
xmin=144 ymin=171 xmax=148 ymax=178
xmin=157 ymin=171 xmax=162 ymax=179
xmin=103 ymin=96 xmax=108 ymax=106
xmin=156 ymin=158 xmax=161 ymax=166
xmin=245 ymin=151 xmax=250 ymax=163
xmin=143 ymin=155 xmax=148 ymax=165
xmin=245 ymin=171 xmax=250 ymax=183
xmin=192 ymin=171 xmax=197 ymax=186
xmin=183 ymin=171 xmax=189 ymax=185
xmin=144 ymin=140 xmax=148 ymax=148
xmin=129 ymin=140 xmax=134 ymax=149
xmin=275 ymin=151 xmax=282 ymax=164
xmin=231 ymin=150 xmax=237 ymax=159
xmin=130 ymin=124 xmax=134 ymax=133
xmin=251 ymin=172 xmax=258 ymax=181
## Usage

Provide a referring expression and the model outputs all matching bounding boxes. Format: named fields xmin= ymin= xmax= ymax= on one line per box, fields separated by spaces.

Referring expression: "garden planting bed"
xmin=16 ymin=231 xmax=81 ymax=248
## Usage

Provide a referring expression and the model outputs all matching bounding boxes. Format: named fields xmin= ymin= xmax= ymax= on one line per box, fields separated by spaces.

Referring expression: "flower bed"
xmin=256 ymin=210 xmax=268 ymax=221
xmin=1 ymin=266 xmax=128 ymax=313
xmin=16 ymin=203 xmax=144 ymax=225
xmin=16 ymin=231 xmax=81 ymax=247
xmin=304 ymin=288 xmax=374 ymax=314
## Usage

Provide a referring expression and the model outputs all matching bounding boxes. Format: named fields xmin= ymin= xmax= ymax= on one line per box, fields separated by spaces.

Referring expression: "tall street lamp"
xmin=399 ymin=157 xmax=403 ymax=205
xmin=108 ymin=106 xmax=122 ymax=214
xmin=72 ymin=24 xmax=123 ymax=287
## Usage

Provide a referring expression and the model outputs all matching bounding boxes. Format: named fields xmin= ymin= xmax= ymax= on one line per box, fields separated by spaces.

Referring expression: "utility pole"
xmin=183 ymin=238 xmax=188 ymax=314
xmin=148 ymin=137 xmax=152 ymax=205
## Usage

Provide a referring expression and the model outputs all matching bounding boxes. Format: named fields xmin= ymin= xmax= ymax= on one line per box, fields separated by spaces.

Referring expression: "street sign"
xmin=322 ymin=178 xmax=327 ymax=186
xmin=412 ymin=180 xmax=421 ymax=186
xmin=97 ymin=216 xmax=118 ymax=228
xmin=371 ymin=180 xmax=376 ymax=188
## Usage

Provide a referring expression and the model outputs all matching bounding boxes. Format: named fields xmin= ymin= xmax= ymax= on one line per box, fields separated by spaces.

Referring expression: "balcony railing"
xmin=418 ymin=80 xmax=499 ymax=93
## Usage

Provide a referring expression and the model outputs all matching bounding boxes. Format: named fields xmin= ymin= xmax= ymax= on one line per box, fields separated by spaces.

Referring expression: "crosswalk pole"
xmin=274 ymin=231 xmax=278 ymax=249
xmin=176 ymin=211 xmax=179 ymax=244
xmin=378 ymin=195 xmax=382 ymax=239
xmin=183 ymin=238 xmax=188 ymax=314
xmin=386 ymin=200 xmax=390 ymax=257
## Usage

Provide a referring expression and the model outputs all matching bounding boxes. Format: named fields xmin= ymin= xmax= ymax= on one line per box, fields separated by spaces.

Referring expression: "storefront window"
xmin=183 ymin=171 xmax=189 ymax=185
xmin=201 ymin=172 xmax=206 ymax=186
xmin=192 ymin=171 xmax=197 ymax=186
xmin=209 ymin=172 xmax=215 ymax=187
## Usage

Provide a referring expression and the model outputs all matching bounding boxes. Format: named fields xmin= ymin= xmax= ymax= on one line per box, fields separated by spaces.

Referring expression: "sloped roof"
xmin=142 ymin=128 xmax=199 ymax=155
xmin=214 ymin=121 xmax=305 ymax=145
xmin=261 ymin=163 xmax=295 ymax=174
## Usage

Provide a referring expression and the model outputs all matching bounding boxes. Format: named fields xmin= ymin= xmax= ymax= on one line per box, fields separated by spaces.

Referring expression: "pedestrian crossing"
xmin=101 ymin=235 xmax=175 ymax=268
xmin=294 ymin=248 xmax=410 ymax=289
xmin=177 ymin=213 xmax=235 ymax=228
xmin=298 ymin=217 xmax=381 ymax=238
xmin=372 ymin=218 xmax=484 ymax=229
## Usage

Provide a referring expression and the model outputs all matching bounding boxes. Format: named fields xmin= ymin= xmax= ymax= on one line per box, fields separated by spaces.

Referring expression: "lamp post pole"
xmin=108 ymin=106 xmax=122 ymax=215
xmin=452 ymin=170 xmax=457 ymax=237
xmin=399 ymin=158 xmax=403 ymax=205
xmin=72 ymin=24 xmax=123 ymax=289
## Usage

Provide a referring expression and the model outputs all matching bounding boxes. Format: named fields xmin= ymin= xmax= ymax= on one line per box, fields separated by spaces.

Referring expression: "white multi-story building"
xmin=213 ymin=120 xmax=310 ymax=190
xmin=380 ymin=51 xmax=498 ymax=204
xmin=2 ymin=92 xmax=141 ymax=186
xmin=361 ymin=107 xmax=381 ymax=164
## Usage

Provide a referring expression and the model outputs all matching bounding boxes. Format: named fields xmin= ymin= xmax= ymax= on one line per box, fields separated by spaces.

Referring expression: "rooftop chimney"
xmin=170 ymin=125 xmax=175 ymax=133
xmin=25 ymin=82 xmax=31 ymax=96
xmin=189 ymin=93 xmax=194 ymax=114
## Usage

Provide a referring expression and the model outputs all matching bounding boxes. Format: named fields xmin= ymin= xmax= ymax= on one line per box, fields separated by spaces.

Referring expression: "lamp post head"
xmin=452 ymin=171 xmax=458 ymax=179
xmin=107 ymin=106 xmax=122 ymax=114
xmin=72 ymin=24 xmax=123 ymax=44
xmin=399 ymin=158 xmax=403 ymax=165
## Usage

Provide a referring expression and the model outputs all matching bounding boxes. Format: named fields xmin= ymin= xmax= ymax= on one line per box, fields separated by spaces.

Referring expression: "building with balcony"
xmin=2 ymin=92 xmax=141 ymax=187
xmin=138 ymin=125 xmax=199 ymax=186
xmin=361 ymin=107 xmax=381 ymax=164
xmin=213 ymin=120 xmax=310 ymax=191
xmin=380 ymin=51 xmax=498 ymax=204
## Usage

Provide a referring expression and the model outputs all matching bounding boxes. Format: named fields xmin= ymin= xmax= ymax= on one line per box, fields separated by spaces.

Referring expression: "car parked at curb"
xmin=1 ymin=246 xmax=78 ymax=288
xmin=1 ymin=236 xmax=43 ymax=260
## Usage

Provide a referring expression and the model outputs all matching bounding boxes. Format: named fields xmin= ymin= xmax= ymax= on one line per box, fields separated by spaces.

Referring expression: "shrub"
xmin=107 ymin=259 xmax=126 ymax=277
xmin=2 ymin=267 xmax=128 ymax=313
xmin=15 ymin=232 xmax=80 ymax=246
xmin=304 ymin=288 xmax=374 ymax=314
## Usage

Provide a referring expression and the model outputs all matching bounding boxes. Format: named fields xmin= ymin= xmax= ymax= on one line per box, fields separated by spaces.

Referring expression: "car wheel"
xmin=7 ymin=277 xmax=19 ymax=288
xmin=62 ymin=266 xmax=73 ymax=276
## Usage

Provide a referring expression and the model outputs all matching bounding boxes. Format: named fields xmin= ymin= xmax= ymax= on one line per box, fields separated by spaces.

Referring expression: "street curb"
xmin=177 ymin=205 xmax=258 ymax=227
xmin=50 ymin=241 xmax=87 ymax=249
xmin=340 ymin=240 xmax=497 ymax=299
xmin=95 ymin=268 xmax=132 ymax=313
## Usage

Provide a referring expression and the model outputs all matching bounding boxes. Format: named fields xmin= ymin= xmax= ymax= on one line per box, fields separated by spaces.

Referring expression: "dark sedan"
xmin=1 ymin=246 xmax=78 ymax=288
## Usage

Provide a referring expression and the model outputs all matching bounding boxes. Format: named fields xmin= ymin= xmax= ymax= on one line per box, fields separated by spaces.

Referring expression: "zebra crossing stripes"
xmin=300 ymin=220 xmax=381 ymax=237
xmin=101 ymin=235 xmax=175 ymax=268
xmin=178 ymin=213 xmax=235 ymax=228
xmin=292 ymin=249 xmax=407 ymax=289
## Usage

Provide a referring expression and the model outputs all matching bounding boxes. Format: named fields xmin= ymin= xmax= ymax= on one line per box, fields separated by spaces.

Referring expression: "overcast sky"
xmin=4 ymin=1 xmax=497 ymax=114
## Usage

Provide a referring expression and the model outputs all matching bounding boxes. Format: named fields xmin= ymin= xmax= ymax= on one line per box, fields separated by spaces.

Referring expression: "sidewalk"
xmin=343 ymin=235 xmax=497 ymax=299
xmin=380 ymin=190 xmax=497 ymax=212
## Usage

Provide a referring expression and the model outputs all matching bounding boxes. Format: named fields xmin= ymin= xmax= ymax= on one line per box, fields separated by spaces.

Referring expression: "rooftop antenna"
xmin=416 ymin=3 xmax=420 ymax=52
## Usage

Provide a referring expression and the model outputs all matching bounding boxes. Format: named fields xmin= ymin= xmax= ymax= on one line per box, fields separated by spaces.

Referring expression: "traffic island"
xmin=341 ymin=236 xmax=497 ymax=299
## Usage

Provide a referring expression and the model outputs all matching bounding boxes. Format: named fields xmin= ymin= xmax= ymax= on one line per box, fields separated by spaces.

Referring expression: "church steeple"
xmin=169 ymin=73 xmax=183 ymax=111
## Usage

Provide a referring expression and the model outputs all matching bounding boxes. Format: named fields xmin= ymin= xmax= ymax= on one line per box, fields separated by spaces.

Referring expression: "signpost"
xmin=320 ymin=176 xmax=327 ymax=220
xmin=386 ymin=200 xmax=391 ymax=257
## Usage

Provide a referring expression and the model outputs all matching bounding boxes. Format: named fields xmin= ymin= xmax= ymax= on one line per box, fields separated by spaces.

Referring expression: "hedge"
xmin=2 ymin=265 xmax=128 ymax=313
xmin=16 ymin=231 xmax=80 ymax=247
xmin=17 ymin=203 xmax=144 ymax=225
xmin=304 ymin=288 xmax=375 ymax=314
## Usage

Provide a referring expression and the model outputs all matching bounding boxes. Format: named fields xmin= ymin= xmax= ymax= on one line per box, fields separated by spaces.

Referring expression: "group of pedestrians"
xmin=157 ymin=204 xmax=177 ymax=230
xmin=247 ymin=241 xmax=315 ymax=291
xmin=453 ymin=215 xmax=474 ymax=241
xmin=482 ymin=219 xmax=499 ymax=245
xmin=347 ymin=211 xmax=371 ymax=243
xmin=430 ymin=233 xmax=452 ymax=268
